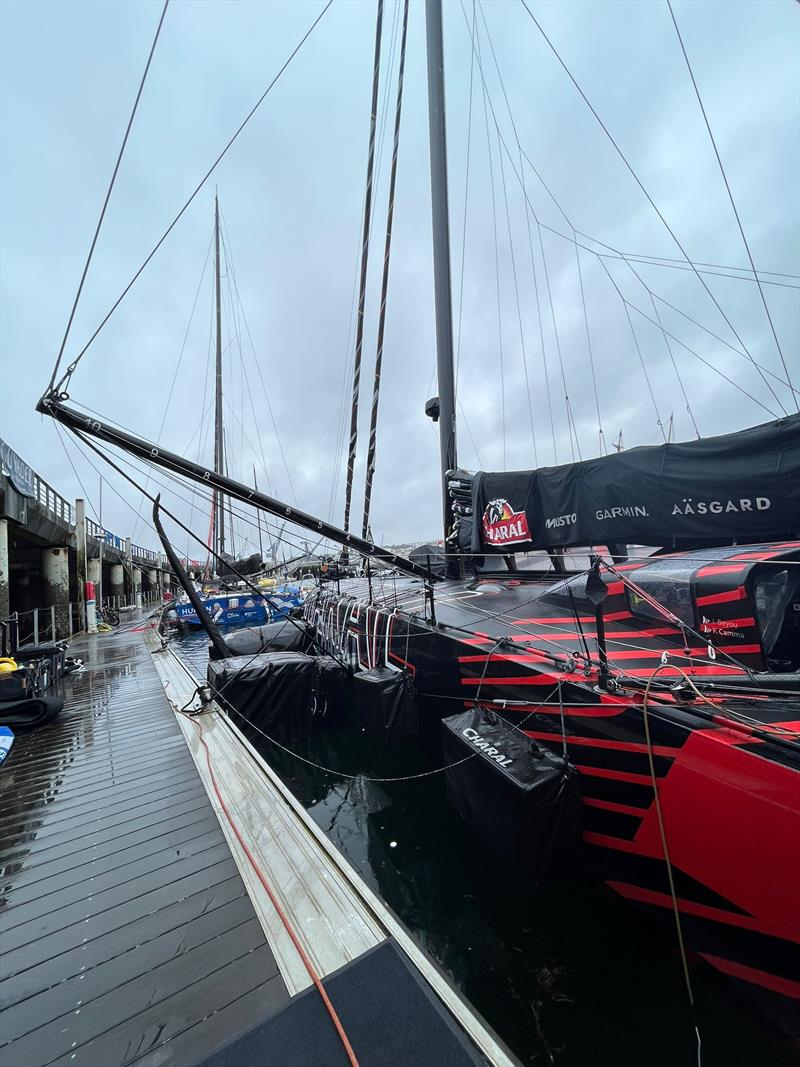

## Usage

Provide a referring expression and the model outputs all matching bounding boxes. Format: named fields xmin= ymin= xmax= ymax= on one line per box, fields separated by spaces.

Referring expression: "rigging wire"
xmin=464 ymin=55 xmax=788 ymax=422
xmin=342 ymin=0 xmax=385 ymax=543
xmin=130 ymin=228 xmax=215 ymax=546
xmin=648 ymin=291 xmax=701 ymax=438
xmin=475 ymin=21 xmax=507 ymax=467
xmin=48 ymin=0 xmax=169 ymax=394
xmin=218 ymin=209 xmax=298 ymax=504
xmin=517 ymin=0 xmax=789 ymax=418
xmin=454 ymin=0 xmax=477 ymax=400
xmin=473 ymin=1 xmax=570 ymax=461
xmin=572 ymin=239 xmax=605 ymax=453
xmin=68 ymin=427 xmax=333 ymax=571
xmin=597 ymin=258 xmax=667 ymax=441
xmin=51 ymin=0 xmax=334 ymax=396
xmin=572 ymin=224 xmax=797 ymax=396
xmin=666 ymin=0 xmax=796 ymax=412
xmin=362 ymin=0 xmax=410 ymax=540
xmin=497 ymin=126 xmax=539 ymax=466
xmin=614 ymin=252 xmax=799 ymax=282
xmin=460 ymin=11 xmax=691 ymax=448
xmin=596 ymin=265 xmax=781 ymax=417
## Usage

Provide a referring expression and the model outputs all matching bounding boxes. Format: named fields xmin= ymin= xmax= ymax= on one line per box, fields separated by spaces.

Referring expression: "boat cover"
xmin=209 ymin=619 xmax=311 ymax=660
xmin=470 ymin=413 xmax=800 ymax=551
xmin=208 ymin=651 xmax=348 ymax=742
xmin=442 ymin=708 xmax=580 ymax=886
xmin=353 ymin=667 xmax=419 ymax=741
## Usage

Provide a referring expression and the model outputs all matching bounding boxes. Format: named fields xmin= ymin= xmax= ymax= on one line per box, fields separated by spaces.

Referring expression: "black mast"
xmin=213 ymin=194 xmax=226 ymax=563
xmin=425 ymin=0 xmax=458 ymax=563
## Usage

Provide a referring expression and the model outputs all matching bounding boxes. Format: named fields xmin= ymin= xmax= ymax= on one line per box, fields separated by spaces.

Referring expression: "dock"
xmin=0 ymin=620 xmax=518 ymax=1066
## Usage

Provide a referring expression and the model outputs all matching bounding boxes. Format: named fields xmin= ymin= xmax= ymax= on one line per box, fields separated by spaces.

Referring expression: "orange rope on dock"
xmin=177 ymin=708 xmax=361 ymax=1067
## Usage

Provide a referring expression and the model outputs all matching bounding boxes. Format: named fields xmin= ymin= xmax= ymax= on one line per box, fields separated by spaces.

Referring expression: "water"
xmin=177 ymin=631 xmax=795 ymax=1066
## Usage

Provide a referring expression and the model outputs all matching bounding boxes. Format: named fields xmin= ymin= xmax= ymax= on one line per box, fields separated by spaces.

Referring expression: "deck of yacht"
xmin=0 ymin=618 xmax=516 ymax=1067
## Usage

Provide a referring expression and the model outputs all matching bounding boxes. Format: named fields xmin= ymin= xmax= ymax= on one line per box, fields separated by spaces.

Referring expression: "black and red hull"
xmin=306 ymin=545 xmax=800 ymax=1033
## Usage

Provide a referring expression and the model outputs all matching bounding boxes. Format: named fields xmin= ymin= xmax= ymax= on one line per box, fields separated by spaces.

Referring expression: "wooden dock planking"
xmin=0 ymin=624 xmax=289 ymax=1067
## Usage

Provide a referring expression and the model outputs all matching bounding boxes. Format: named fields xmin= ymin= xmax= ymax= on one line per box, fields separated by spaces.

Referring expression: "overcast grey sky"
xmin=1 ymin=0 xmax=798 ymax=556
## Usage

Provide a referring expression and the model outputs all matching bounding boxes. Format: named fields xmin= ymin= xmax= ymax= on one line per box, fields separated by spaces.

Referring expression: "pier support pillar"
xmin=0 ymin=519 xmax=9 ymax=622
xmin=110 ymin=564 xmax=125 ymax=606
xmin=87 ymin=558 xmax=101 ymax=587
xmin=148 ymin=569 xmax=159 ymax=603
xmin=42 ymin=546 xmax=70 ymax=639
xmin=75 ymin=499 xmax=87 ymax=621
xmin=132 ymin=567 xmax=142 ymax=610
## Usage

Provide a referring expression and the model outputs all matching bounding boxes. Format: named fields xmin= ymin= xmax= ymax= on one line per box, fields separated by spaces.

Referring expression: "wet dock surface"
xmin=0 ymin=623 xmax=289 ymax=1067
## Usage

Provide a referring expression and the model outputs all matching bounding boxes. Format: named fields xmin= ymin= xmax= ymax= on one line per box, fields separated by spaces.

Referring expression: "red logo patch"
xmin=482 ymin=498 xmax=530 ymax=547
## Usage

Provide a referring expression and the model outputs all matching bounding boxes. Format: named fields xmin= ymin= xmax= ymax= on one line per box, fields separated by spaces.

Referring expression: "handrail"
xmin=3 ymin=437 xmax=169 ymax=568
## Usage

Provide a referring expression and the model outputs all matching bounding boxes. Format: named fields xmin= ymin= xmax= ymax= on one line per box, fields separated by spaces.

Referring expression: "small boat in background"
xmin=171 ymin=582 xmax=305 ymax=630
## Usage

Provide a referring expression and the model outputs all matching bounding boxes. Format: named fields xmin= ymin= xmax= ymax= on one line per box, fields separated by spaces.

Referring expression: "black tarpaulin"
xmin=352 ymin=667 xmax=419 ymax=741
xmin=208 ymin=652 xmax=317 ymax=743
xmin=312 ymin=655 xmax=349 ymax=728
xmin=207 ymin=650 xmax=350 ymax=742
xmin=210 ymin=619 xmax=311 ymax=660
xmin=442 ymin=708 xmax=580 ymax=887
xmin=470 ymin=413 xmax=800 ymax=551
xmin=408 ymin=543 xmax=447 ymax=577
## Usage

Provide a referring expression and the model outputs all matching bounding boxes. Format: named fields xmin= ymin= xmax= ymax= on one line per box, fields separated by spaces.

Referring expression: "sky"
xmin=1 ymin=0 xmax=798 ymax=558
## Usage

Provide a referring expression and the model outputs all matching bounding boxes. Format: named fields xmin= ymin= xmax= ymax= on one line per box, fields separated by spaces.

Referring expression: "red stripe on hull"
xmin=523 ymin=729 xmax=679 ymax=757
xmin=696 ymin=587 xmax=747 ymax=607
xmin=696 ymin=564 xmax=749 ymax=577
xmin=577 ymin=767 xmax=657 ymax=787
xmin=583 ymin=797 xmax=648 ymax=818
xmin=698 ymin=954 xmax=800 ymax=1000
xmin=606 ymin=881 xmax=795 ymax=942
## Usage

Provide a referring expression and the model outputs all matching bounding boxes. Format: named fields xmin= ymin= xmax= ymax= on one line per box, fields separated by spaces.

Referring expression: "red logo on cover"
xmin=482 ymin=498 xmax=530 ymax=547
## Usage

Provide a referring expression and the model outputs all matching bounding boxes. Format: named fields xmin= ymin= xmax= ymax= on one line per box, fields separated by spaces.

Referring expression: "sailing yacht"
xmin=38 ymin=0 xmax=799 ymax=1038
xmin=166 ymin=197 xmax=305 ymax=631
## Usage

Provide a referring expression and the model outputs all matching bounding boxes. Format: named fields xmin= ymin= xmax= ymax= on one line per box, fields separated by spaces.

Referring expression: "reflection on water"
xmin=177 ymin=632 xmax=793 ymax=1066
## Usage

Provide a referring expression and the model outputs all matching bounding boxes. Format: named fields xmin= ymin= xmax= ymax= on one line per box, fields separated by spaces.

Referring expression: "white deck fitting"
xmin=144 ymin=626 xmax=517 ymax=1067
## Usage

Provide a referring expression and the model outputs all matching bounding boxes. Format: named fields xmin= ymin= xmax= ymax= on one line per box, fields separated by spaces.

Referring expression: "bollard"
xmin=85 ymin=580 xmax=98 ymax=635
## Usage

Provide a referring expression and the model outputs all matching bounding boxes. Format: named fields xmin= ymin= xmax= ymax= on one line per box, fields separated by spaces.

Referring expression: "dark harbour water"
xmin=176 ymin=632 xmax=796 ymax=1066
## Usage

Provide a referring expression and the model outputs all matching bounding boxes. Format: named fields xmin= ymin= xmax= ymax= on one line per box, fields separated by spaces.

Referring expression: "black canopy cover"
xmin=471 ymin=414 xmax=800 ymax=552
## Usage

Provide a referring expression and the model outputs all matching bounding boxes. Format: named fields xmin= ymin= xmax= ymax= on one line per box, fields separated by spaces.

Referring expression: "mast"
xmin=425 ymin=0 xmax=458 ymax=561
xmin=213 ymin=194 xmax=226 ymax=561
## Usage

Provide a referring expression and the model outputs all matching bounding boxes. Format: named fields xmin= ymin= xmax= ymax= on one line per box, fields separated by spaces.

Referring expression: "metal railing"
xmin=2 ymin=606 xmax=57 ymax=650
xmin=2 ymin=589 xmax=165 ymax=652
xmin=4 ymin=437 xmax=170 ymax=568
xmin=33 ymin=472 xmax=74 ymax=526
xmin=132 ymin=544 xmax=160 ymax=564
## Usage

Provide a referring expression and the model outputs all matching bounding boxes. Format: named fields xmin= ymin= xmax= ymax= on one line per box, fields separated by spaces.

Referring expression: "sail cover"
xmin=470 ymin=414 xmax=800 ymax=552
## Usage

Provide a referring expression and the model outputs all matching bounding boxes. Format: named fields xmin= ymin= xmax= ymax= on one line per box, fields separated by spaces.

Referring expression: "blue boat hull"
xmin=174 ymin=592 xmax=302 ymax=629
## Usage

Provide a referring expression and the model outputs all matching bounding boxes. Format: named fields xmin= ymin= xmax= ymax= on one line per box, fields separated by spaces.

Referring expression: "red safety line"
xmin=179 ymin=711 xmax=360 ymax=1067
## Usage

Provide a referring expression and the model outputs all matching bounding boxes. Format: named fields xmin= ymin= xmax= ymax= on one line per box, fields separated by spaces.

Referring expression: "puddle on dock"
xmin=176 ymin=632 xmax=795 ymax=1066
